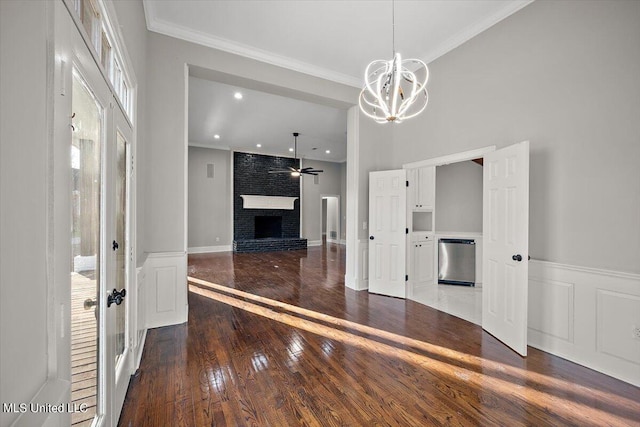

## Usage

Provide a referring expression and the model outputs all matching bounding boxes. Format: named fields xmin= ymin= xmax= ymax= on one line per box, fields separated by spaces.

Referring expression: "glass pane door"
xmin=114 ymin=131 xmax=127 ymax=366
xmin=70 ymin=69 xmax=103 ymax=427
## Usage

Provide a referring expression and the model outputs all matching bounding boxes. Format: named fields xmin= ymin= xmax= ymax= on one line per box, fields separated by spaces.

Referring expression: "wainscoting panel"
xmin=528 ymin=260 xmax=640 ymax=387
xmin=528 ymin=277 xmax=574 ymax=342
xmin=144 ymin=252 xmax=188 ymax=329
xmin=596 ymin=290 xmax=640 ymax=365
xmin=348 ymin=238 xmax=369 ymax=291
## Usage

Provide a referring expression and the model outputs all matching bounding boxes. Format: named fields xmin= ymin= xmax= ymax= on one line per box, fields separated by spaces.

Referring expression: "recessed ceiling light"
xmin=214 ymin=134 xmax=220 ymax=139
xmin=289 ymin=148 xmax=294 ymax=152
xmin=234 ymin=92 xmax=243 ymax=100
xmin=256 ymin=144 xmax=262 ymax=148
xmin=325 ymin=150 xmax=331 ymax=154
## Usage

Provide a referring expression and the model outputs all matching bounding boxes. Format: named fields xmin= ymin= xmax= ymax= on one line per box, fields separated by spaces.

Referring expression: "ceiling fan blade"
xmin=303 ymin=172 xmax=319 ymax=176
xmin=307 ymin=169 xmax=323 ymax=173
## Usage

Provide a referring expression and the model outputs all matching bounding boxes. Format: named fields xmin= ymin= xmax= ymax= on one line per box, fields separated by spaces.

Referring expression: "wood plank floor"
xmin=70 ymin=273 xmax=98 ymax=427
xmin=118 ymin=244 xmax=640 ymax=426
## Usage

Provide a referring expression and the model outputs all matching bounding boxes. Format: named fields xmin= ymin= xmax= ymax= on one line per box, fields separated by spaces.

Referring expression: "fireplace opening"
xmin=255 ymin=216 xmax=282 ymax=239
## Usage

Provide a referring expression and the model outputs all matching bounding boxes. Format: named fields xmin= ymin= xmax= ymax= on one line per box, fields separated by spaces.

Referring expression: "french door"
xmin=56 ymin=1 xmax=133 ymax=425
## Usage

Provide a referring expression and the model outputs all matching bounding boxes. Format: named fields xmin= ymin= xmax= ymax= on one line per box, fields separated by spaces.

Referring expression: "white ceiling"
xmin=188 ymin=77 xmax=348 ymax=161
xmin=145 ymin=0 xmax=533 ymax=161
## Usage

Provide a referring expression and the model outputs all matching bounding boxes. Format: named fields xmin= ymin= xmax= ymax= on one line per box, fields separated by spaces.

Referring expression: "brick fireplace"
xmin=233 ymin=152 xmax=307 ymax=252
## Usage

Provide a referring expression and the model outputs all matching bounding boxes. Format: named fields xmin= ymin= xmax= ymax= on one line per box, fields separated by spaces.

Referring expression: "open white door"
xmin=483 ymin=141 xmax=530 ymax=356
xmin=369 ymin=170 xmax=407 ymax=298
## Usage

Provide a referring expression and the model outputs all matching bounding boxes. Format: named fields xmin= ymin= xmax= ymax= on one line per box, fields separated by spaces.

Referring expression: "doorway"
xmin=411 ymin=159 xmax=483 ymax=325
xmin=321 ymin=195 xmax=340 ymax=245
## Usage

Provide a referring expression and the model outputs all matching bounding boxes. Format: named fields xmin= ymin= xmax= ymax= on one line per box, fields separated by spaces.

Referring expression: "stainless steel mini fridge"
xmin=438 ymin=239 xmax=476 ymax=286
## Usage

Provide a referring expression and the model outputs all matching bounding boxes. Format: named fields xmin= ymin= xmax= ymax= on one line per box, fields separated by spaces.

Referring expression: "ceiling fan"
xmin=268 ymin=132 xmax=323 ymax=177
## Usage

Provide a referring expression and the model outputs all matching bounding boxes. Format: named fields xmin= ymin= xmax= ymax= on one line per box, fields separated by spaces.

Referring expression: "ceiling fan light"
xmin=291 ymin=171 xmax=301 ymax=177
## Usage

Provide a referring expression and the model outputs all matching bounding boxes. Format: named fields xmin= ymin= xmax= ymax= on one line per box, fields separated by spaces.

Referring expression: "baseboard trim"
xmin=10 ymin=378 xmax=70 ymax=427
xmin=307 ymin=240 xmax=322 ymax=247
xmin=134 ymin=328 xmax=147 ymax=371
xmin=187 ymin=245 xmax=232 ymax=254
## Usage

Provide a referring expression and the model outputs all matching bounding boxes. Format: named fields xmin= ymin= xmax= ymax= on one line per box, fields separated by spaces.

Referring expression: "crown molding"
xmin=143 ymin=0 xmax=362 ymax=88
xmin=143 ymin=0 xmax=534 ymax=90
xmin=421 ymin=0 xmax=535 ymax=64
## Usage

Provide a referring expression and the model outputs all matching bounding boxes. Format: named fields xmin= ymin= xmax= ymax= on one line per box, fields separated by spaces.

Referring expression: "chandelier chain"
xmin=392 ymin=0 xmax=395 ymax=56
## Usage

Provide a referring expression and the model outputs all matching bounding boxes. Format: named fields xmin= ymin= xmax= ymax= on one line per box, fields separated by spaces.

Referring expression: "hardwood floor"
xmin=118 ymin=244 xmax=640 ymax=426
xmin=70 ymin=273 xmax=98 ymax=427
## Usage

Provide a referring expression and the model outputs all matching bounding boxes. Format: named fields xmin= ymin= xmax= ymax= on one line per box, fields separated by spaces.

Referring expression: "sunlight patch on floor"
xmin=187 ymin=277 xmax=638 ymax=425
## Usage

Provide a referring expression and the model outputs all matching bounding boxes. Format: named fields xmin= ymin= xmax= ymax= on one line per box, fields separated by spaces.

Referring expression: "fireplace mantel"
xmin=240 ymin=195 xmax=298 ymax=210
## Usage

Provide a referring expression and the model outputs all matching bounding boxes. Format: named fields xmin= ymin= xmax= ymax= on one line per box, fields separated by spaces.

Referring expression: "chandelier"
xmin=359 ymin=0 xmax=429 ymax=123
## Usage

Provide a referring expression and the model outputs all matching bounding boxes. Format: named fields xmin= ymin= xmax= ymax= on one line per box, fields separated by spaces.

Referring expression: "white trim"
xmin=339 ymin=239 xmax=347 ymax=245
xmin=10 ymin=378 xmax=70 ymax=427
xmin=240 ymin=195 xmax=299 ymax=210
xmin=143 ymin=4 xmax=362 ymax=88
xmin=403 ymin=146 xmax=496 ymax=169
xmin=142 ymin=1 xmax=532 ymax=89
xmin=528 ymin=260 xmax=640 ymax=387
xmin=134 ymin=328 xmax=147 ymax=371
xmin=421 ymin=1 xmax=534 ymax=65
xmin=532 ymin=260 xmax=640 ymax=281
xmin=146 ymin=251 xmax=186 ymax=259
xmin=188 ymin=245 xmax=232 ymax=254
xmin=307 ymin=240 xmax=322 ymax=247
xmin=144 ymin=252 xmax=188 ymax=329
xmin=188 ymin=142 xmax=231 ymax=151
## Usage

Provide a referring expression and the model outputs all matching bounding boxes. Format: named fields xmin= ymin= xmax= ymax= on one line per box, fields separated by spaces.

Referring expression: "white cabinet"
xmin=412 ymin=234 xmax=434 ymax=284
xmin=408 ymin=166 xmax=435 ymax=210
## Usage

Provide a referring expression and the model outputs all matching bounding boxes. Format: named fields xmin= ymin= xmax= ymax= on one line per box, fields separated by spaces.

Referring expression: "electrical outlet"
xmin=362 ymin=221 xmax=367 ymax=230
xmin=633 ymin=326 xmax=640 ymax=340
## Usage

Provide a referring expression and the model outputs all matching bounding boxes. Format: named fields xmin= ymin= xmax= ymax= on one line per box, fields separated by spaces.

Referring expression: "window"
xmin=72 ymin=0 xmax=134 ymax=121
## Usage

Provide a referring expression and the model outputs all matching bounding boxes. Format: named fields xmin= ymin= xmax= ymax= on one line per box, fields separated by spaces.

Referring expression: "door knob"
xmin=107 ymin=288 xmax=126 ymax=307
xmin=369 ymin=236 xmax=374 ymax=240
xmin=83 ymin=298 xmax=97 ymax=310
xmin=512 ymin=254 xmax=523 ymax=262
xmin=112 ymin=240 xmax=119 ymax=251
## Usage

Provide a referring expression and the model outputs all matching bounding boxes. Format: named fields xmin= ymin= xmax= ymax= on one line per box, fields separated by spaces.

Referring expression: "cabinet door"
xmin=413 ymin=239 xmax=434 ymax=283
xmin=417 ymin=166 xmax=435 ymax=209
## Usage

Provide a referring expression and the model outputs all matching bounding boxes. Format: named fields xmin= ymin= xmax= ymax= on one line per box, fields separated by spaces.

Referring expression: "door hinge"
xmin=405 ymin=275 xmax=409 ymax=281
xmin=406 ymin=228 xmax=409 ymax=234
xmin=406 ymin=180 xmax=409 ymax=187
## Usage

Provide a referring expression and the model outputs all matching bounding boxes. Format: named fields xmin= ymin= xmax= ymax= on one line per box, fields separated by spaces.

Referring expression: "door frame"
xmin=403 ymin=146 xmax=495 ymax=297
xmin=51 ymin=1 xmax=138 ymax=426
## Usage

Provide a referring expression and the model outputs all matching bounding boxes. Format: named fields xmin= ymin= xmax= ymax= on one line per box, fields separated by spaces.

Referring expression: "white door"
xmin=482 ymin=141 xmax=530 ymax=356
xmin=109 ymin=105 xmax=134 ymax=419
xmin=369 ymin=170 xmax=407 ymax=298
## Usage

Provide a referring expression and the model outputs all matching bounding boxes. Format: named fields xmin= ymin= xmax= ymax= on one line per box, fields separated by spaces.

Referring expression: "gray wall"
xmin=435 ymin=161 xmax=483 ymax=233
xmin=0 ymin=3 xmax=49 ymax=423
xmin=188 ymin=147 xmax=231 ymax=248
xmin=302 ymin=159 xmax=344 ymax=242
xmin=390 ymin=0 xmax=640 ymax=274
